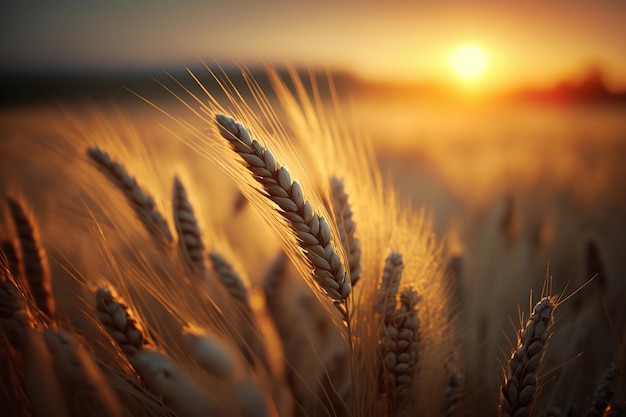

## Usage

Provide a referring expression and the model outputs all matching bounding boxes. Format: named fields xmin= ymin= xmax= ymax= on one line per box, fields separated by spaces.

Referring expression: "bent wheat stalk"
xmin=87 ymin=147 xmax=173 ymax=241
xmin=6 ymin=196 xmax=55 ymax=319
xmin=215 ymin=114 xmax=350 ymax=319
xmin=500 ymin=297 xmax=554 ymax=417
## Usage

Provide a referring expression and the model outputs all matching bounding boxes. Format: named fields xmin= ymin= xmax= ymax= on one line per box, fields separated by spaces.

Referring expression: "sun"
xmin=449 ymin=45 xmax=487 ymax=79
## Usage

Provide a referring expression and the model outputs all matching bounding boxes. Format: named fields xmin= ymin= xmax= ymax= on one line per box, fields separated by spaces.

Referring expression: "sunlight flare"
xmin=449 ymin=45 xmax=487 ymax=79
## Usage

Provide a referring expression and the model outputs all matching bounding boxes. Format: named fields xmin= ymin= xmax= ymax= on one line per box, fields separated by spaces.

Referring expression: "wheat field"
xmin=0 ymin=67 xmax=624 ymax=417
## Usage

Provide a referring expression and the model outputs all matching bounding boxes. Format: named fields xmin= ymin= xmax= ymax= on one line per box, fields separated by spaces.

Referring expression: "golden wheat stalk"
xmin=330 ymin=176 xmax=362 ymax=286
xmin=215 ymin=114 xmax=351 ymax=318
xmin=6 ymin=196 xmax=55 ymax=319
xmin=500 ymin=297 xmax=554 ymax=417
xmin=87 ymin=147 xmax=173 ymax=241
xmin=172 ymin=176 xmax=206 ymax=273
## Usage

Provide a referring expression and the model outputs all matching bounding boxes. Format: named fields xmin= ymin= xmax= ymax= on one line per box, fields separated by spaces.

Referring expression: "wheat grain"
xmin=500 ymin=297 xmax=554 ymax=417
xmin=6 ymin=196 xmax=55 ymax=318
xmin=586 ymin=362 xmax=618 ymax=417
xmin=329 ymin=177 xmax=361 ymax=286
xmin=215 ymin=114 xmax=350 ymax=317
xmin=87 ymin=147 xmax=173 ymax=241
xmin=95 ymin=287 xmax=150 ymax=357
xmin=377 ymin=252 xmax=404 ymax=324
xmin=43 ymin=329 xmax=124 ymax=417
xmin=172 ymin=176 xmax=206 ymax=273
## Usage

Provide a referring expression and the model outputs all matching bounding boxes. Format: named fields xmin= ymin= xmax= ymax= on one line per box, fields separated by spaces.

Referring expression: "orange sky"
xmin=1 ymin=1 xmax=625 ymax=92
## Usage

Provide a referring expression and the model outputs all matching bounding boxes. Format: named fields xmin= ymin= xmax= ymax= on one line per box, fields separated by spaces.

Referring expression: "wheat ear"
xmin=43 ymin=329 xmax=124 ymax=417
xmin=1 ymin=239 xmax=20 ymax=281
xmin=87 ymin=147 xmax=173 ymax=241
xmin=586 ymin=362 xmax=618 ymax=417
xmin=0 ymin=254 xmax=25 ymax=321
xmin=445 ymin=367 xmax=462 ymax=417
xmin=377 ymin=252 xmax=404 ymax=323
xmin=262 ymin=251 xmax=289 ymax=320
xmin=95 ymin=287 xmax=150 ymax=357
xmin=172 ymin=176 xmax=206 ymax=273
xmin=215 ymin=114 xmax=351 ymax=317
xmin=6 ymin=197 xmax=55 ymax=319
xmin=500 ymin=297 xmax=554 ymax=417
xmin=381 ymin=287 xmax=421 ymax=416
xmin=208 ymin=251 xmax=251 ymax=309
xmin=208 ymin=251 xmax=271 ymax=370
xmin=330 ymin=176 xmax=362 ymax=286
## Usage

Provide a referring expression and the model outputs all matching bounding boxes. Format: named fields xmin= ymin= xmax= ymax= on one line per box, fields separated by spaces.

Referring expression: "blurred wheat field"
xmin=0 ymin=68 xmax=625 ymax=416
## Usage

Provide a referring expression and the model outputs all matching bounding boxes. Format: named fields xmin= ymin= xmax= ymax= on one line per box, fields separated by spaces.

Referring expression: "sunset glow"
xmin=449 ymin=46 xmax=487 ymax=80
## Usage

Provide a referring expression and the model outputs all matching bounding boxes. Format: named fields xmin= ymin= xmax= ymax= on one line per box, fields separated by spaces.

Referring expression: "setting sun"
xmin=449 ymin=45 xmax=487 ymax=79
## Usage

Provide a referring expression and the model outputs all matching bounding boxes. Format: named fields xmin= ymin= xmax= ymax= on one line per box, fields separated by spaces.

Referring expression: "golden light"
xmin=449 ymin=45 xmax=487 ymax=79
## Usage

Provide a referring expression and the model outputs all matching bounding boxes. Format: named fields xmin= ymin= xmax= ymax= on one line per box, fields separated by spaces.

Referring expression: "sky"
xmin=1 ymin=1 xmax=625 ymax=92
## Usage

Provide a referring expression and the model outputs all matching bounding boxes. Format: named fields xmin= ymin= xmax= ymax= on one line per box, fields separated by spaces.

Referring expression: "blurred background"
xmin=1 ymin=1 xmax=625 ymax=411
